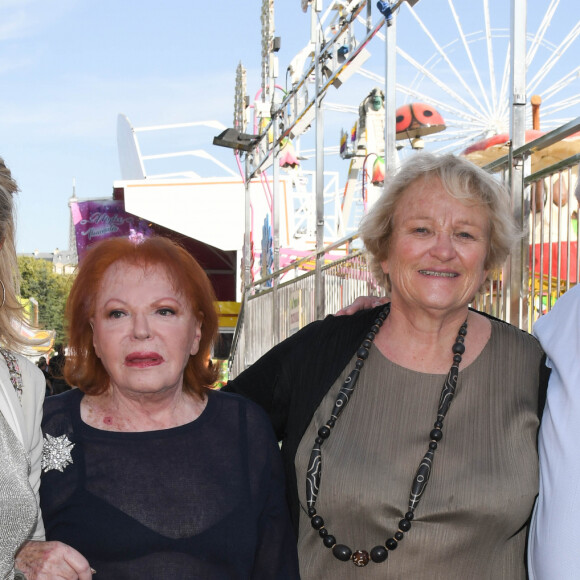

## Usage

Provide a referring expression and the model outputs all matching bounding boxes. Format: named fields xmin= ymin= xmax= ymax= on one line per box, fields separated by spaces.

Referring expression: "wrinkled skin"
xmin=15 ymin=541 xmax=93 ymax=580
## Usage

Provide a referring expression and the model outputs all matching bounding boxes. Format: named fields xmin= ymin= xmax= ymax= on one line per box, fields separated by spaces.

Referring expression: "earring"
xmin=0 ymin=279 xmax=5 ymax=309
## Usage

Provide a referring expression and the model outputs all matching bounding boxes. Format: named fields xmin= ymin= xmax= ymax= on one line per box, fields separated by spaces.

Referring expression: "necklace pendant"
xmin=306 ymin=442 xmax=322 ymax=508
xmin=409 ymin=448 xmax=435 ymax=510
xmin=352 ymin=550 xmax=370 ymax=567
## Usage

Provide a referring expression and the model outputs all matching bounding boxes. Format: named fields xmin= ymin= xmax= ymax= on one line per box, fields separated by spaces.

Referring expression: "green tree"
xmin=18 ymin=256 xmax=75 ymax=344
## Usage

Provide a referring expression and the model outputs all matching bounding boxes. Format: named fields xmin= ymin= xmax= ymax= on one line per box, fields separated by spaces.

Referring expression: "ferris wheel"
xmin=284 ymin=0 xmax=579 ymax=163
xmin=360 ymin=0 xmax=580 ymax=155
xmin=241 ymin=0 xmax=579 ymax=246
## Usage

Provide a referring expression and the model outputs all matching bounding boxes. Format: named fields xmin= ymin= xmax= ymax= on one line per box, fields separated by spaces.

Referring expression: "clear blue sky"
xmin=1 ymin=0 xmax=578 ymax=253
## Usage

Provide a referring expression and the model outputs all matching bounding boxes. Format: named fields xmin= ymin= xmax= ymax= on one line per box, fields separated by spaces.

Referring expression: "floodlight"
xmin=213 ymin=128 xmax=260 ymax=152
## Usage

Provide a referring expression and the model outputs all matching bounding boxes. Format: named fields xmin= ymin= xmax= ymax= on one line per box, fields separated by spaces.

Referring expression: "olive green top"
xmin=296 ymin=319 xmax=541 ymax=579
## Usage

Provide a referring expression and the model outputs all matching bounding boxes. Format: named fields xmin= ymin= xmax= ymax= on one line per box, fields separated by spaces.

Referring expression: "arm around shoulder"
xmin=224 ymin=319 xmax=325 ymax=439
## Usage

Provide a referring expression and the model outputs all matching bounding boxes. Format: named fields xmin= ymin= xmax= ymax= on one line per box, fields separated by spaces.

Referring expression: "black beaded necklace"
xmin=305 ymin=303 xmax=468 ymax=567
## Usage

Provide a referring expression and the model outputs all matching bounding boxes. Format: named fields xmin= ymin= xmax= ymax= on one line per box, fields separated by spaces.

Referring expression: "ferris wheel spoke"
xmin=541 ymin=95 xmax=580 ymax=116
xmin=430 ymin=132 xmax=482 ymax=154
xmin=397 ymin=84 xmax=484 ymax=124
xmin=323 ymin=146 xmax=341 ymax=156
xmin=431 ymin=142 xmax=468 ymax=154
xmin=298 ymin=147 xmax=341 ymax=158
xmin=483 ymin=0 xmax=499 ymax=116
xmin=431 ymin=127 xmax=487 ymax=142
xmin=398 ymin=47 xmax=484 ymax=118
xmin=496 ymin=44 xmax=511 ymax=125
xmin=357 ymin=67 xmax=384 ymax=83
xmin=540 ymin=66 xmax=580 ymax=102
xmin=527 ymin=21 xmax=580 ymax=94
xmin=538 ymin=118 xmax=580 ymax=131
xmin=323 ymin=102 xmax=359 ymax=114
xmin=447 ymin=0 xmax=492 ymax=116
xmin=404 ymin=3 xmax=489 ymax=116
xmin=447 ymin=119 xmax=496 ymax=133
xmin=526 ymin=0 xmax=560 ymax=68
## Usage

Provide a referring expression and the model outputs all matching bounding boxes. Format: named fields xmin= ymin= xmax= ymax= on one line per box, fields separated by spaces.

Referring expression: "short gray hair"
xmin=360 ymin=152 xmax=520 ymax=290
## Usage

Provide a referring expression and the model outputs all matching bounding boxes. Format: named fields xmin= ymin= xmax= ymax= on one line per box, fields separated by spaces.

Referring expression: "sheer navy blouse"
xmin=40 ymin=388 xmax=299 ymax=579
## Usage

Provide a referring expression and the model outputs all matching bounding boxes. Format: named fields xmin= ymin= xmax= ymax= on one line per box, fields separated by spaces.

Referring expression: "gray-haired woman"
xmin=226 ymin=153 xmax=547 ymax=579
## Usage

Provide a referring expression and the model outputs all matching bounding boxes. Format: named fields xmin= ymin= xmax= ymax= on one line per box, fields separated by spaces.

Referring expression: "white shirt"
xmin=528 ymin=284 xmax=580 ymax=578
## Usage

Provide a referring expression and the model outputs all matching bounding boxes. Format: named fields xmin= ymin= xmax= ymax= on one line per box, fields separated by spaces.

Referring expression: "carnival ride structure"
xmin=218 ymin=0 xmax=579 ymax=287
xmin=112 ymin=0 xmax=579 ymax=323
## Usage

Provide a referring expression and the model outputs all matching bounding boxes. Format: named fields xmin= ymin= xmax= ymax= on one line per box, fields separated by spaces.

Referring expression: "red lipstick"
xmin=125 ymin=352 xmax=163 ymax=367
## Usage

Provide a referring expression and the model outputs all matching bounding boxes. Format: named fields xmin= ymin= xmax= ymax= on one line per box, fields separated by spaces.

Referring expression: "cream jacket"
xmin=0 ymin=352 xmax=46 ymax=540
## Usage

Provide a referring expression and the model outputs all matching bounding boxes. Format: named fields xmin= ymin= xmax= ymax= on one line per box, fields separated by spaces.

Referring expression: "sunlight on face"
xmin=381 ymin=178 xmax=490 ymax=315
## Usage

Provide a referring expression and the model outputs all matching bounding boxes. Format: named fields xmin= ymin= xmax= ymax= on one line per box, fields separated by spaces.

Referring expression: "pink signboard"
xmin=71 ymin=200 xmax=153 ymax=262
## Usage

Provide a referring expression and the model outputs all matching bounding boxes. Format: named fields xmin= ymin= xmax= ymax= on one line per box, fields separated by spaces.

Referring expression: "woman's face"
xmin=91 ymin=262 xmax=202 ymax=398
xmin=381 ymin=177 xmax=490 ymax=316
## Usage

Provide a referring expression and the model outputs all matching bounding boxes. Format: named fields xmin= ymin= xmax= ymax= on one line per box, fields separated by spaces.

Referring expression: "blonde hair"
xmin=360 ymin=153 xmax=520 ymax=290
xmin=0 ymin=157 xmax=32 ymax=350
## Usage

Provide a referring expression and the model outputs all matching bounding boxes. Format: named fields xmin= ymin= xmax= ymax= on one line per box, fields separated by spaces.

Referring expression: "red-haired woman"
xmin=17 ymin=237 xmax=298 ymax=579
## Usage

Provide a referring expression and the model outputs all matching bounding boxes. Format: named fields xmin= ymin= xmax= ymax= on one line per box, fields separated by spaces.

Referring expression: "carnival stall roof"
xmin=462 ymin=129 xmax=580 ymax=173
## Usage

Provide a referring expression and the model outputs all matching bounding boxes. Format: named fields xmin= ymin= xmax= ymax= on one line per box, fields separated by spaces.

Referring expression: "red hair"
xmin=64 ymin=236 xmax=219 ymax=396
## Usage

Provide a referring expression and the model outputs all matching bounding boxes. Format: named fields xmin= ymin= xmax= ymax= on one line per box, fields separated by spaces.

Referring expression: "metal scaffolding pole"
xmin=243 ymin=155 xmax=251 ymax=294
xmin=384 ymin=15 xmax=398 ymax=177
xmin=314 ymin=1 xmax=325 ymax=320
xmin=382 ymin=0 xmax=422 ymax=179
xmin=508 ymin=0 xmax=528 ymax=328
xmin=272 ymin=105 xmax=281 ymax=344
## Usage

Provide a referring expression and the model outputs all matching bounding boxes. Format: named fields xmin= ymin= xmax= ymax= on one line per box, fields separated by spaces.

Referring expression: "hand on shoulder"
xmin=335 ymin=295 xmax=388 ymax=316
